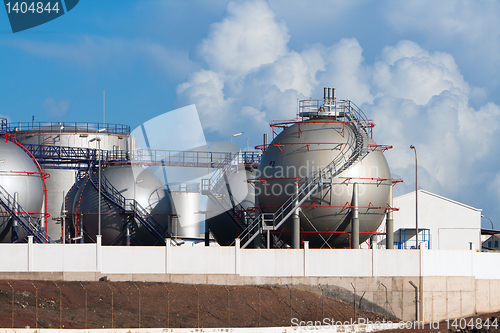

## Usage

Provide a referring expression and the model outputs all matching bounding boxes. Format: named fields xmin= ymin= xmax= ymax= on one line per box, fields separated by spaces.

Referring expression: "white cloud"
xmin=176 ymin=69 xmax=229 ymax=133
xmin=384 ymin=0 xmax=500 ymax=93
xmin=198 ymin=0 xmax=289 ymax=77
xmin=316 ymin=38 xmax=373 ymax=105
xmin=372 ymin=40 xmax=470 ymax=105
xmin=177 ymin=0 xmax=500 ymax=221
xmin=43 ymin=97 xmax=71 ymax=119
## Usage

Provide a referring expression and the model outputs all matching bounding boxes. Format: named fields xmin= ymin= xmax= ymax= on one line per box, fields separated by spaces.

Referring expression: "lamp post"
xmin=230 ymin=132 xmax=243 ymax=157
xmin=89 ymin=137 xmax=102 ymax=236
xmin=481 ymin=215 xmax=494 ymax=229
xmin=59 ymin=124 xmax=64 ymax=149
xmin=410 ymin=145 xmax=418 ymax=249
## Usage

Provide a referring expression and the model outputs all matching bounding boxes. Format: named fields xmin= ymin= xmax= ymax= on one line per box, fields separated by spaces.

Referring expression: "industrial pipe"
xmin=409 ymin=280 xmax=418 ymax=321
xmin=11 ymin=192 xmax=19 ymax=243
xmin=292 ymin=181 xmax=300 ymax=249
xmin=386 ymin=185 xmax=394 ymax=249
xmin=351 ymin=183 xmax=359 ymax=249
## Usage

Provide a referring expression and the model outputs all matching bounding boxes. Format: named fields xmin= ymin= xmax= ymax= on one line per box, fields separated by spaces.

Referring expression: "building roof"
xmin=395 ymin=189 xmax=482 ymax=212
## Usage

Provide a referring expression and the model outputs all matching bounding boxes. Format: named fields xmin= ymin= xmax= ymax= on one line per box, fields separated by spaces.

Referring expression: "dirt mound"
xmin=0 ymin=280 xmax=387 ymax=329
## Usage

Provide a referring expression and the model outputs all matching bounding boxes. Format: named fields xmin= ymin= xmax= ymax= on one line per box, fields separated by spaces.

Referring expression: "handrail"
xmin=202 ymin=152 xmax=252 ymax=231
xmin=22 ymin=143 xmax=239 ymax=169
xmin=7 ymin=122 xmax=130 ymax=135
xmin=135 ymin=149 xmax=231 ymax=167
xmin=0 ymin=184 xmax=51 ymax=243
xmin=87 ymin=167 xmax=169 ymax=245
xmin=0 ymin=118 xmax=7 ymax=132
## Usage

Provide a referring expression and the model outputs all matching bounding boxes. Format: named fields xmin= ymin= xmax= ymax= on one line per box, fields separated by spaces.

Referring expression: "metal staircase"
xmin=201 ymin=153 xmax=252 ymax=232
xmin=87 ymin=166 xmax=170 ymax=245
xmin=237 ymin=100 xmax=372 ymax=248
xmin=0 ymin=184 xmax=51 ymax=243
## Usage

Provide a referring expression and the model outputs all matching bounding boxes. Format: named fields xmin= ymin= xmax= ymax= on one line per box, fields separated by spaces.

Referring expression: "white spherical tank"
xmin=65 ymin=164 xmax=172 ymax=245
xmin=256 ymin=113 xmax=391 ymax=248
xmin=0 ymin=139 xmax=45 ymax=242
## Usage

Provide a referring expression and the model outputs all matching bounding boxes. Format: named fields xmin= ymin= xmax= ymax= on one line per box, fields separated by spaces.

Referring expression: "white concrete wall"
xmin=169 ymin=246 xmax=235 ymax=274
xmin=0 ymin=244 xmax=28 ymax=272
xmin=32 ymin=244 xmax=96 ymax=272
xmin=4 ymin=237 xmax=499 ymax=280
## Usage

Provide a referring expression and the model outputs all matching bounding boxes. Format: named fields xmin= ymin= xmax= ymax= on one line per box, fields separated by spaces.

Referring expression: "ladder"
xmin=201 ymin=153 xmax=252 ymax=231
xmin=87 ymin=167 xmax=171 ymax=246
xmin=0 ymin=185 xmax=51 ymax=243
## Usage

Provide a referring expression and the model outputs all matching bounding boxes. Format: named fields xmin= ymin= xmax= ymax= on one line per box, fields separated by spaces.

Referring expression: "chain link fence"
xmin=0 ymin=280 xmax=409 ymax=329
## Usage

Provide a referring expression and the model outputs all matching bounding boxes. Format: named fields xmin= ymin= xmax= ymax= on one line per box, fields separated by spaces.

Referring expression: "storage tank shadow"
xmin=256 ymin=88 xmax=392 ymax=248
xmin=0 ymin=139 xmax=44 ymax=242
xmin=65 ymin=164 xmax=172 ymax=245
xmin=205 ymin=166 xmax=256 ymax=246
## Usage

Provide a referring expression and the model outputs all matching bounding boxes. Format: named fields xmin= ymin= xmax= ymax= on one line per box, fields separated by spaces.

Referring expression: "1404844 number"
xmin=5 ymin=2 xmax=60 ymax=14
xmin=446 ymin=317 xmax=498 ymax=330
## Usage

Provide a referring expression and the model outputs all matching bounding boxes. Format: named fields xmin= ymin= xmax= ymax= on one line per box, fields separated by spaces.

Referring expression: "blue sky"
xmin=1 ymin=0 xmax=500 ymax=228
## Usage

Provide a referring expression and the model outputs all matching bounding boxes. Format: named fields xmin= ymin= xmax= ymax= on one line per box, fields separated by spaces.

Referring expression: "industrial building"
xmin=372 ymin=189 xmax=482 ymax=250
xmin=0 ymin=88 xmax=497 ymax=324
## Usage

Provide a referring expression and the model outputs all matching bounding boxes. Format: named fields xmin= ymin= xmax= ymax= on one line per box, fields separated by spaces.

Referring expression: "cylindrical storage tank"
xmin=169 ymin=183 xmax=201 ymax=238
xmin=11 ymin=122 xmax=135 ymax=241
xmin=65 ymin=164 xmax=172 ymax=245
xmin=0 ymin=138 xmax=44 ymax=242
xmin=205 ymin=167 xmax=256 ymax=246
xmin=256 ymin=120 xmax=391 ymax=248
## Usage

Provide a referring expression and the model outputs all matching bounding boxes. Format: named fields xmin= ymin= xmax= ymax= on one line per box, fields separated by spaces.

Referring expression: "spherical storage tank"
xmin=65 ymin=164 xmax=172 ymax=245
xmin=0 ymin=139 xmax=44 ymax=242
xmin=256 ymin=89 xmax=392 ymax=248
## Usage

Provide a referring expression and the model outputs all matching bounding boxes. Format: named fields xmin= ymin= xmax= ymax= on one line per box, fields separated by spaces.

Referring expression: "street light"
xmin=481 ymin=215 xmax=494 ymax=230
xmin=230 ymin=132 xmax=243 ymax=157
xmin=59 ymin=124 xmax=64 ymax=149
xmin=89 ymin=137 xmax=102 ymax=236
xmin=410 ymin=145 xmax=418 ymax=249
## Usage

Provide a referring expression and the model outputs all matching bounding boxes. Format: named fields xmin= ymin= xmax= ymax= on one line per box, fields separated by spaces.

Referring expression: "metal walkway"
xmin=23 ymin=143 xmax=241 ymax=169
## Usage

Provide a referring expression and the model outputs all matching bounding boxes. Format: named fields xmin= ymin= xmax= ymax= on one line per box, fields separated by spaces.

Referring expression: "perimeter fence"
xmin=0 ymin=280 xmax=406 ymax=329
